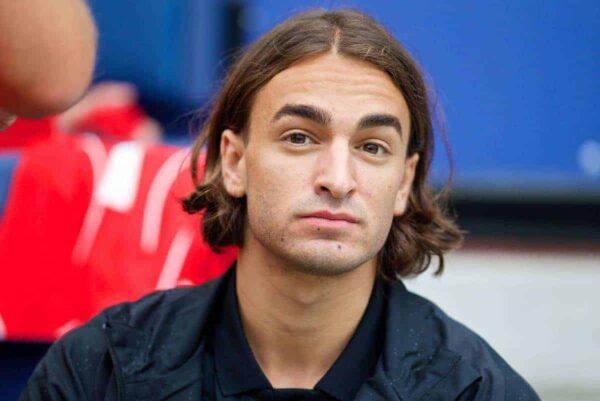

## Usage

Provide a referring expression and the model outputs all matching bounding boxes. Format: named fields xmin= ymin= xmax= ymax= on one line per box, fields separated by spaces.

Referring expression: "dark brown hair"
xmin=183 ymin=9 xmax=463 ymax=279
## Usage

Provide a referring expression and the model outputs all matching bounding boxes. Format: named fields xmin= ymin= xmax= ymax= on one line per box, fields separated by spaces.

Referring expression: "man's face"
xmin=221 ymin=52 xmax=418 ymax=276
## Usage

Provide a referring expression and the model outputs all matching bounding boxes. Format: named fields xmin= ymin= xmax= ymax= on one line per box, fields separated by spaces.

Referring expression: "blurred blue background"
xmin=89 ymin=0 xmax=600 ymax=200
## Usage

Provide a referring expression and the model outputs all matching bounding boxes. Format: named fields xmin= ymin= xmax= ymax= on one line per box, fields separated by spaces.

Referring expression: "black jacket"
xmin=20 ymin=270 xmax=541 ymax=401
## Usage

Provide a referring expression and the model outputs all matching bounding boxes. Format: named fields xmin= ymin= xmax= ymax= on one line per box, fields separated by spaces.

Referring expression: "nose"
xmin=314 ymin=141 xmax=357 ymax=199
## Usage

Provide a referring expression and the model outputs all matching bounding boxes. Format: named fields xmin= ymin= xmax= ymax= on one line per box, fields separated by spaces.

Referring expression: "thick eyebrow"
xmin=357 ymin=114 xmax=403 ymax=137
xmin=272 ymin=104 xmax=331 ymax=126
xmin=272 ymin=103 xmax=403 ymax=139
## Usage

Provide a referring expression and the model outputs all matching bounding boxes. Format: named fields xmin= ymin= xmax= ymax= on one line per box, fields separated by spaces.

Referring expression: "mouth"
xmin=300 ymin=210 xmax=359 ymax=228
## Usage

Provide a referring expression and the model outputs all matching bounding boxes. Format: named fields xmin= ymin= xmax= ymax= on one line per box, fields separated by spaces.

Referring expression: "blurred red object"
xmin=69 ymin=103 xmax=147 ymax=140
xmin=59 ymin=82 xmax=162 ymax=142
xmin=0 ymin=81 xmax=161 ymax=153
xmin=0 ymin=117 xmax=57 ymax=150
xmin=0 ymin=134 xmax=236 ymax=342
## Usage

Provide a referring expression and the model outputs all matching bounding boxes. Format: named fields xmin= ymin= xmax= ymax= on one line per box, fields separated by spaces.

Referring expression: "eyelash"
xmin=282 ymin=132 xmax=389 ymax=156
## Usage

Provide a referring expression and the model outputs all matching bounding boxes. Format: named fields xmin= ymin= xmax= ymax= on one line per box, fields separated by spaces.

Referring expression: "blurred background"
xmin=0 ymin=1 xmax=598 ymax=400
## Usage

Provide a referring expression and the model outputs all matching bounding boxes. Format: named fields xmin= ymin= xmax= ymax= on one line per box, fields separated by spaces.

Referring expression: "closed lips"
xmin=303 ymin=211 xmax=358 ymax=223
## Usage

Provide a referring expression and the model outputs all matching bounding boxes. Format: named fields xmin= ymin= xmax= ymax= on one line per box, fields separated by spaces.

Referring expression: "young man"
xmin=21 ymin=9 xmax=540 ymax=401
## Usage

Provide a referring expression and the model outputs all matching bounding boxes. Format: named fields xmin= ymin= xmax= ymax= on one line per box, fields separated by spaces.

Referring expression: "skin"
xmin=0 ymin=0 xmax=96 ymax=129
xmin=221 ymin=52 xmax=418 ymax=388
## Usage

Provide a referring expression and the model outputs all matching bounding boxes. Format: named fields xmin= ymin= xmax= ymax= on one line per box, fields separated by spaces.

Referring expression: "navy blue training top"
xmin=201 ymin=268 xmax=386 ymax=400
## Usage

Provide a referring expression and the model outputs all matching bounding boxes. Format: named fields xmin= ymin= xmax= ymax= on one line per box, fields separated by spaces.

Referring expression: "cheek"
xmin=245 ymin=151 xmax=302 ymax=208
xmin=358 ymin=175 xmax=400 ymax=245
xmin=359 ymin=171 xmax=399 ymax=209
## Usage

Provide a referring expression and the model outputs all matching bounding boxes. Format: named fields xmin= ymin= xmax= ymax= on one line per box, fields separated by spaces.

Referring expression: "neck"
xmin=235 ymin=246 xmax=377 ymax=389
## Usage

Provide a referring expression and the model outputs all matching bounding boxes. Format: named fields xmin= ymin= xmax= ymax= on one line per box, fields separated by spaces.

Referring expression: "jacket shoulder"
xmin=20 ymin=317 xmax=110 ymax=400
xmin=399 ymin=288 xmax=541 ymax=400
xmin=20 ymin=276 xmax=225 ymax=401
xmin=96 ymin=272 xmax=225 ymax=328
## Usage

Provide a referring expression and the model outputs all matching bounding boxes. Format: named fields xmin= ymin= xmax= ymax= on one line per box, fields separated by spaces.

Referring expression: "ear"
xmin=394 ymin=152 xmax=419 ymax=216
xmin=220 ymin=129 xmax=247 ymax=198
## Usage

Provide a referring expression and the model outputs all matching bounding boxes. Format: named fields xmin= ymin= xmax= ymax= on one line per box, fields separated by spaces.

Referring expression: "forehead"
xmin=250 ymin=52 xmax=411 ymax=136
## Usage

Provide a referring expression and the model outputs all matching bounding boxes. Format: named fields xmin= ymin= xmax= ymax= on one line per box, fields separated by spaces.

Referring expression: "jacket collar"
xmin=103 ymin=270 xmax=480 ymax=401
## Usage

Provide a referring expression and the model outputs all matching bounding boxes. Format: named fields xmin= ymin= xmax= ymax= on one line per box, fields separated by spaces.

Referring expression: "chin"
xmin=278 ymin=243 xmax=373 ymax=277
xmin=247 ymin=219 xmax=379 ymax=277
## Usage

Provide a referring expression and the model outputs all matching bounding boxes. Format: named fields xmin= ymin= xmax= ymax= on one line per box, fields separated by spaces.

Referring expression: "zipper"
xmin=102 ymin=322 xmax=125 ymax=401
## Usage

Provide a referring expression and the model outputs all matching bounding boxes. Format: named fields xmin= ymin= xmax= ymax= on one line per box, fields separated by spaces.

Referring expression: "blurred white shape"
xmin=577 ymin=140 xmax=600 ymax=177
xmin=54 ymin=319 xmax=82 ymax=340
xmin=96 ymin=142 xmax=145 ymax=212
xmin=0 ymin=313 xmax=6 ymax=340
xmin=140 ymin=149 xmax=188 ymax=254
xmin=176 ymin=278 xmax=195 ymax=287
xmin=155 ymin=229 xmax=194 ymax=290
xmin=72 ymin=135 xmax=108 ymax=266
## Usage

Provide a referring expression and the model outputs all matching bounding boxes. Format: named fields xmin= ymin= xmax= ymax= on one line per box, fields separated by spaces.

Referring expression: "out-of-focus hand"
xmin=0 ymin=0 xmax=97 ymax=119
xmin=0 ymin=109 xmax=16 ymax=132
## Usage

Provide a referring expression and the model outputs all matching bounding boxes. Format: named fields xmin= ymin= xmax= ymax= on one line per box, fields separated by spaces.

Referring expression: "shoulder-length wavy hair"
xmin=183 ymin=9 xmax=463 ymax=280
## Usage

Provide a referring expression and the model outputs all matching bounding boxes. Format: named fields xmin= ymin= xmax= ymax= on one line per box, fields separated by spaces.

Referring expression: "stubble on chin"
xmin=244 ymin=190 xmax=381 ymax=277
xmin=246 ymin=216 xmax=373 ymax=277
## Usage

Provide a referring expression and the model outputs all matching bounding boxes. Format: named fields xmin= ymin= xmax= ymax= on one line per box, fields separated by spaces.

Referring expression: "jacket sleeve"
xmin=19 ymin=323 xmax=113 ymax=401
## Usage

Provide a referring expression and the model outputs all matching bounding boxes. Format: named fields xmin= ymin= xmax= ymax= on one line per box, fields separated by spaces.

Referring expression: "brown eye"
xmin=284 ymin=132 xmax=314 ymax=145
xmin=362 ymin=142 xmax=384 ymax=155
